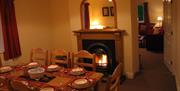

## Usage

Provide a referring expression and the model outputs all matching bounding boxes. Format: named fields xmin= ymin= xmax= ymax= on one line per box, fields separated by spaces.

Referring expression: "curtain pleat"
xmin=0 ymin=0 xmax=21 ymax=60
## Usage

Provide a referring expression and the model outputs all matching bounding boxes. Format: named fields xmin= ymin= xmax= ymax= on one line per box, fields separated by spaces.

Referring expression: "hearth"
xmin=73 ymin=29 xmax=124 ymax=75
xmin=83 ymin=40 xmax=116 ymax=74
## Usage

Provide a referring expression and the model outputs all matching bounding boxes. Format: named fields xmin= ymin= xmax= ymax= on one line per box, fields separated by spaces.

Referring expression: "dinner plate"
xmin=69 ymin=78 xmax=92 ymax=89
xmin=69 ymin=67 xmax=85 ymax=76
xmin=0 ymin=66 xmax=13 ymax=73
xmin=26 ymin=62 xmax=39 ymax=69
xmin=40 ymin=87 xmax=55 ymax=91
xmin=47 ymin=64 xmax=60 ymax=72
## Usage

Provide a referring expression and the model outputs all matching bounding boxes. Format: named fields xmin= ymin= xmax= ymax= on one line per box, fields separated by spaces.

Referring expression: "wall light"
xmin=163 ymin=0 xmax=172 ymax=3
xmin=108 ymin=0 xmax=112 ymax=2
xmin=157 ymin=16 xmax=163 ymax=21
xmin=156 ymin=16 xmax=163 ymax=27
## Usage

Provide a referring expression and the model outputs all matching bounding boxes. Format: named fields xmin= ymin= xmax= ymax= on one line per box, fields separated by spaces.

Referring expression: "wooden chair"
xmin=107 ymin=63 xmax=122 ymax=91
xmin=10 ymin=80 xmax=38 ymax=91
xmin=72 ymin=50 xmax=96 ymax=71
xmin=0 ymin=76 xmax=12 ymax=91
xmin=30 ymin=48 xmax=48 ymax=66
xmin=50 ymin=49 xmax=71 ymax=68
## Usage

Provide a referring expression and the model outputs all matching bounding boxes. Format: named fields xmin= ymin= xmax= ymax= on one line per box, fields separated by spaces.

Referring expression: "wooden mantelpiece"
xmin=73 ymin=29 xmax=124 ymax=64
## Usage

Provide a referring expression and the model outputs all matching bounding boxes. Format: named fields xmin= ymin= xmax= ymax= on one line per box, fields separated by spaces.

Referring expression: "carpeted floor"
xmin=120 ymin=48 xmax=177 ymax=91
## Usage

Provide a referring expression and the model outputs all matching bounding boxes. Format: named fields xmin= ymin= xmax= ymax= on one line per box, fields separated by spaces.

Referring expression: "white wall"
xmin=116 ymin=0 xmax=139 ymax=79
xmin=147 ymin=0 xmax=163 ymax=23
xmin=175 ymin=0 xmax=180 ymax=90
xmin=1 ymin=0 xmax=53 ymax=65
xmin=1 ymin=0 xmax=73 ymax=65
xmin=68 ymin=0 xmax=82 ymax=52
xmin=50 ymin=0 xmax=72 ymax=51
xmin=163 ymin=0 xmax=180 ymax=90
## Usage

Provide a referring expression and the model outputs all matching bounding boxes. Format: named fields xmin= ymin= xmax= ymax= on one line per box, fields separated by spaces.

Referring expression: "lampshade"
xmin=157 ymin=16 xmax=163 ymax=21
xmin=163 ymin=0 xmax=172 ymax=3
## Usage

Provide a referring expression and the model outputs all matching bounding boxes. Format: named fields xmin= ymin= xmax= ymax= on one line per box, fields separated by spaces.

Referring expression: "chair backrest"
xmin=108 ymin=63 xmax=122 ymax=91
xmin=72 ymin=50 xmax=96 ymax=71
xmin=10 ymin=80 xmax=38 ymax=91
xmin=50 ymin=49 xmax=71 ymax=68
xmin=30 ymin=48 xmax=48 ymax=66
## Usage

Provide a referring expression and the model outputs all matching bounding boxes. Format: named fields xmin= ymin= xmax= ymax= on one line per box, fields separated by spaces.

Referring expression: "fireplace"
xmin=95 ymin=53 xmax=108 ymax=67
xmin=73 ymin=29 xmax=124 ymax=75
xmin=83 ymin=40 xmax=116 ymax=74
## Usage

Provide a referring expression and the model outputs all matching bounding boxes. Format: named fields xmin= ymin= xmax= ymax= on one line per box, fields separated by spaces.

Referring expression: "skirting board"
xmin=164 ymin=60 xmax=175 ymax=75
xmin=125 ymin=72 xmax=135 ymax=79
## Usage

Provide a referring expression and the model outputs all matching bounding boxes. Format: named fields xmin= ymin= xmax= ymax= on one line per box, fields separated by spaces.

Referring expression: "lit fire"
xmin=95 ymin=54 xmax=108 ymax=67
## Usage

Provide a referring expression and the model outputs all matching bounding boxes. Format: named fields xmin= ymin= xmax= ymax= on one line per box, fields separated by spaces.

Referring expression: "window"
xmin=0 ymin=14 xmax=4 ymax=53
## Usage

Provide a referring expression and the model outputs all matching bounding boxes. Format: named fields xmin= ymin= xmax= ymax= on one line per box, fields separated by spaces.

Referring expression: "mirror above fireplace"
xmin=80 ymin=0 xmax=117 ymax=30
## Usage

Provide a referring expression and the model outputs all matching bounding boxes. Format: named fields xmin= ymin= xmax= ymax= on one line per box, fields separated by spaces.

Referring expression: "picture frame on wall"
xmin=110 ymin=6 xmax=114 ymax=16
xmin=138 ymin=4 xmax=144 ymax=23
xmin=102 ymin=7 xmax=109 ymax=16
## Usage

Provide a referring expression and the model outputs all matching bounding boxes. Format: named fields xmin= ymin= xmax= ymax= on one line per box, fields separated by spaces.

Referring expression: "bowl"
xmin=28 ymin=67 xmax=45 ymax=79
xmin=40 ymin=87 xmax=54 ymax=91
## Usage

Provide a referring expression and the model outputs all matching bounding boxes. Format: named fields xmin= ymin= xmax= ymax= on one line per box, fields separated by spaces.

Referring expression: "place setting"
xmin=0 ymin=66 xmax=13 ymax=74
xmin=68 ymin=77 xmax=94 ymax=90
xmin=19 ymin=62 xmax=56 ymax=83
xmin=69 ymin=67 xmax=86 ymax=76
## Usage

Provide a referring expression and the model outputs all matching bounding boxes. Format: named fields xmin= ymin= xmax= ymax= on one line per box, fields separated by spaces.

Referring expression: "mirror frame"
xmin=80 ymin=0 xmax=117 ymax=30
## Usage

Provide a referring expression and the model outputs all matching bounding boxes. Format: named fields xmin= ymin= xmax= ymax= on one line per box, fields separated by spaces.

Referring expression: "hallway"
xmin=120 ymin=48 xmax=177 ymax=91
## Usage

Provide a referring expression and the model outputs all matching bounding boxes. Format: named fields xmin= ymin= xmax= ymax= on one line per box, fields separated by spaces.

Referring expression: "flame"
xmin=95 ymin=54 xmax=108 ymax=67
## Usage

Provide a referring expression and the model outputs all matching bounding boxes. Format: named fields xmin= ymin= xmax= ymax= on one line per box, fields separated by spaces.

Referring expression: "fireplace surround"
xmin=83 ymin=40 xmax=115 ymax=74
xmin=73 ymin=29 xmax=124 ymax=74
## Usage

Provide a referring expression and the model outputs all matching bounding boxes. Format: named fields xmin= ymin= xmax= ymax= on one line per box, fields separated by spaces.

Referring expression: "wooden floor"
xmin=120 ymin=48 xmax=177 ymax=91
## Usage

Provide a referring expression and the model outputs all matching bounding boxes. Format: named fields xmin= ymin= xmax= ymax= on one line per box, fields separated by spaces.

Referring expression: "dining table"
xmin=0 ymin=65 xmax=104 ymax=91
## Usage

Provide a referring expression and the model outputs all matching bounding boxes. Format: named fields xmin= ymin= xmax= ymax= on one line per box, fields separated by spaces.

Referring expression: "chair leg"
xmin=116 ymin=81 xmax=120 ymax=91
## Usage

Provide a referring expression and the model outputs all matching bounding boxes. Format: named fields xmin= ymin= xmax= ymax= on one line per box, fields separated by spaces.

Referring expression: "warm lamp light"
xmin=156 ymin=16 xmax=163 ymax=27
xmin=163 ymin=0 xmax=172 ymax=3
xmin=92 ymin=21 xmax=99 ymax=26
xmin=157 ymin=16 xmax=163 ymax=21
xmin=108 ymin=0 xmax=112 ymax=2
xmin=90 ymin=21 xmax=104 ymax=29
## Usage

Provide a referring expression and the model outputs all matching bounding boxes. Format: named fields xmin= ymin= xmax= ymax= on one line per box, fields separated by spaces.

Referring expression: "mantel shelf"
xmin=73 ymin=29 xmax=125 ymax=34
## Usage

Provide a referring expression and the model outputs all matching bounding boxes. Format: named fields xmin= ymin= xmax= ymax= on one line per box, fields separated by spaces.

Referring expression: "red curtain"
xmin=0 ymin=0 xmax=21 ymax=60
xmin=84 ymin=2 xmax=90 ymax=30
